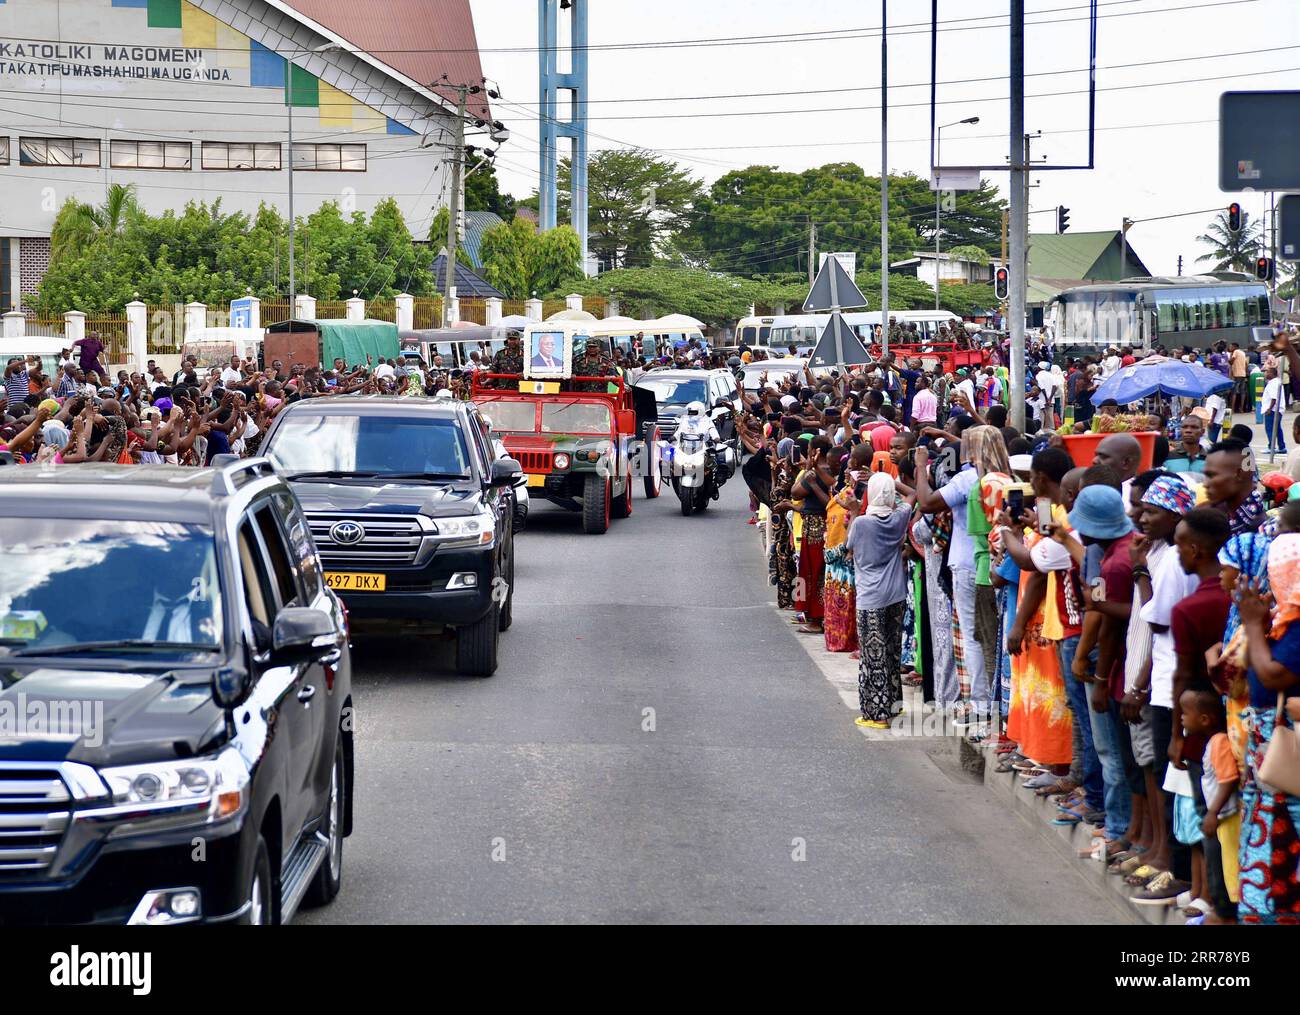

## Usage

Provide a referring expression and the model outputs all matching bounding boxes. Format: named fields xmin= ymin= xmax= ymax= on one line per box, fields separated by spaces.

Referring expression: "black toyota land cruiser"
xmin=0 ymin=460 xmax=353 ymax=925
xmin=259 ymin=395 xmax=521 ymax=676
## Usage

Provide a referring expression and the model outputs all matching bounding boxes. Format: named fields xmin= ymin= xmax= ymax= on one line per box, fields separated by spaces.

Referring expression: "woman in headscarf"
xmin=34 ymin=420 xmax=69 ymax=464
xmin=844 ymin=471 xmax=915 ymax=728
xmin=1234 ymin=528 xmax=1300 ymax=923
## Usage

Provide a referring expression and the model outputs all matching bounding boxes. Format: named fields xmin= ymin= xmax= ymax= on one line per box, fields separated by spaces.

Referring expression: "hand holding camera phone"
xmin=1035 ymin=496 xmax=1054 ymax=535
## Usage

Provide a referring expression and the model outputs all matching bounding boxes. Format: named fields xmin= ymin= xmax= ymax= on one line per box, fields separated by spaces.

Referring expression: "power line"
xmin=505 ymin=64 xmax=1300 ymax=121
xmin=0 ymin=0 xmax=1258 ymax=54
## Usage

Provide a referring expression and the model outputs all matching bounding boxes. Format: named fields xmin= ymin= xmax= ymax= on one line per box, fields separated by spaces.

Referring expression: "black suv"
xmin=260 ymin=396 xmax=521 ymax=676
xmin=0 ymin=460 xmax=353 ymax=925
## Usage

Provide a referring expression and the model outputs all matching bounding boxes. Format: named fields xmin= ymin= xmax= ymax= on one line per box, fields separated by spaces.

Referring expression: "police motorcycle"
xmin=667 ymin=400 xmax=737 ymax=516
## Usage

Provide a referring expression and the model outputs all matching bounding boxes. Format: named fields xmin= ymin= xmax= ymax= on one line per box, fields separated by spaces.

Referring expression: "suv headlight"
xmin=435 ymin=513 xmax=495 ymax=546
xmin=86 ymin=747 xmax=250 ymax=839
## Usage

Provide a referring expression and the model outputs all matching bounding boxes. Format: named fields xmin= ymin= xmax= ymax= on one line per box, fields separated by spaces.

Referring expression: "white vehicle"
xmin=734 ymin=311 xmax=963 ymax=353
xmin=737 ymin=357 xmax=810 ymax=393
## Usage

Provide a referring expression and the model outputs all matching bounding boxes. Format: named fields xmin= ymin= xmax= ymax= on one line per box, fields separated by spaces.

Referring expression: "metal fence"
xmin=84 ymin=313 xmax=131 ymax=364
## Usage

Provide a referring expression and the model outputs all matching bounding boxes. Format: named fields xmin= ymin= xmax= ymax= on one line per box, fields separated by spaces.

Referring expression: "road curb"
xmin=982 ymin=746 xmax=1173 ymax=926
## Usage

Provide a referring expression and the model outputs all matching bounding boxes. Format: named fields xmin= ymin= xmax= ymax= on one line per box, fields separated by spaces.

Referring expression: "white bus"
xmin=733 ymin=311 xmax=963 ymax=353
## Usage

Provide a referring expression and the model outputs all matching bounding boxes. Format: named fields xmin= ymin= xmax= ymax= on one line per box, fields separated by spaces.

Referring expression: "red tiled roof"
xmin=280 ymin=0 xmax=491 ymax=120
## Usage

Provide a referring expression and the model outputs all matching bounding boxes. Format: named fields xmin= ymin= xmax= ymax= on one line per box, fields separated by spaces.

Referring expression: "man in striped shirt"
xmin=4 ymin=357 xmax=33 ymax=406
xmin=55 ymin=364 xmax=80 ymax=399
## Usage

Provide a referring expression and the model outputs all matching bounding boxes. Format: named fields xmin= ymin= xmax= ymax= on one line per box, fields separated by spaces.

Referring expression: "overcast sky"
xmin=469 ymin=0 xmax=1299 ymax=276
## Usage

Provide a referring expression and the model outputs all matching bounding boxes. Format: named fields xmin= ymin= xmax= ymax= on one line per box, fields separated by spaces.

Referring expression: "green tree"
xmin=49 ymin=182 xmax=140 ymax=265
xmin=552 ymin=149 xmax=704 ymax=270
xmin=480 ymin=220 xmax=582 ymax=299
xmin=428 ymin=207 xmax=476 ymax=272
xmin=947 ymin=244 xmax=991 ymax=266
xmin=1196 ymin=209 xmax=1264 ymax=272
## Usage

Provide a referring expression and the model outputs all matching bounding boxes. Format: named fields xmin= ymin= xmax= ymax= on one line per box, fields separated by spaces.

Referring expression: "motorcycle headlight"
xmin=87 ymin=747 xmax=250 ymax=839
xmin=436 ymin=513 xmax=495 ymax=546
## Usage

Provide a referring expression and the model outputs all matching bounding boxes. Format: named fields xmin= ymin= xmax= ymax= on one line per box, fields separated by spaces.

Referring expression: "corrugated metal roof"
xmin=280 ymin=0 xmax=492 ymax=120
xmin=462 ymin=210 xmax=503 ymax=269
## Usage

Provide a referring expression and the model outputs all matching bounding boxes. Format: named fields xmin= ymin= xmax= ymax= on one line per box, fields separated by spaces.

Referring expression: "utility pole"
xmin=288 ymin=73 xmax=295 ymax=304
xmin=1007 ymin=0 xmax=1026 ymax=430
xmin=1120 ymin=217 xmax=1133 ymax=280
xmin=1271 ymin=192 xmax=1278 ymax=304
xmin=880 ymin=0 xmax=889 ymax=356
xmin=808 ymin=220 xmax=817 ymax=286
xmin=443 ymin=86 xmax=468 ymax=328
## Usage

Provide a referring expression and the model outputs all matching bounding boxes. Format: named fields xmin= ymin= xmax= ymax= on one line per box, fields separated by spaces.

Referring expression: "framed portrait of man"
xmin=525 ymin=330 xmax=570 ymax=379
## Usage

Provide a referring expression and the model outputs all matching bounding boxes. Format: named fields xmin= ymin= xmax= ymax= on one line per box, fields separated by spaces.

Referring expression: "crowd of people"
xmin=737 ymin=328 xmax=1300 ymax=924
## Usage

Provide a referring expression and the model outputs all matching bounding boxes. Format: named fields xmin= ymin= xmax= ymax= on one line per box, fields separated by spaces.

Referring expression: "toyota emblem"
xmin=329 ymin=521 xmax=365 ymax=545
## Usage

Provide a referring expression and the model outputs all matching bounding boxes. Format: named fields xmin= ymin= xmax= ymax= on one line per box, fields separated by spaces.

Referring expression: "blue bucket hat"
xmin=1068 ymin=484 xmax=1134 ymax=540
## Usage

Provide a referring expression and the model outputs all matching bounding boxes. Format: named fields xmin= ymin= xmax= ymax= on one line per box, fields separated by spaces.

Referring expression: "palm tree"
xmin=1194 ymin=208 xmax=1263 ymax=273
xmin=50 ymin=182 xmax=139 ymax=265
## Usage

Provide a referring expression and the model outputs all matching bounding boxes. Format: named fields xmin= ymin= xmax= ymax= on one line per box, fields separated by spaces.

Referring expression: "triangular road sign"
xmin=808 ymin=311 xmax=873 ymax=368
xmin=803 ymin=254 xmax=868 ymax=312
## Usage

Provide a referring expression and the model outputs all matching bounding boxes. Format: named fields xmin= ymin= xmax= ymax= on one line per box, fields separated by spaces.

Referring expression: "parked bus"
xmin=733 ymin=311 xmax=963 ymax=354
xmin=1048 ymin=276 xmax=1273 ymax=353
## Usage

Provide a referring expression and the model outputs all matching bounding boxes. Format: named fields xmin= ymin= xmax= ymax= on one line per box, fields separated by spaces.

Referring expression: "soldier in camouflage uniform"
xmin=886 ymin=315 xmax=906 ymax=349
xmin=487 ymin=332 xmax=524 ymax=388
xmin=572 ymin=339 xmax=617 ymax=393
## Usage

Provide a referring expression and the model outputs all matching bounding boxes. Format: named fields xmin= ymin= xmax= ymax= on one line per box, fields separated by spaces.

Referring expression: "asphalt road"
xmin=301 ymin=476 xmax=1121 ymax=924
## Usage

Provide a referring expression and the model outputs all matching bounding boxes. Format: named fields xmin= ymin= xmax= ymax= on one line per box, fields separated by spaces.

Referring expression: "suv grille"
xmin=0 ymin=765 xmax=71 ymax=873
xmin=657 ymin=415 xmax=680 ymax=437
xmin=307 ymin=513 xmax=425 ymax=568
xmin=513 ymin=450 xmax=554 ymax=473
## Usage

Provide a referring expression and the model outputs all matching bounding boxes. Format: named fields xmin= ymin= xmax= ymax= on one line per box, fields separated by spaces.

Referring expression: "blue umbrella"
xmin=1092 ymin=356 xmax=1233 ymax=404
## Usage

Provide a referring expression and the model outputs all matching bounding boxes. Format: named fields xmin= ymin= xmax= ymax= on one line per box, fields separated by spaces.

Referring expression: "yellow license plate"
xmin=526 ymin=474 xmax=546 ymax=487
xmin=324 ymin=572 xmax=387 ymax=592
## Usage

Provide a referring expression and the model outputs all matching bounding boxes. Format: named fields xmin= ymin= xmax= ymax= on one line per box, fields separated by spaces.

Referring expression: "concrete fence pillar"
xmin=565 ymin=293 xmax=583 ymax=312
xmin=125 ymin=301 xmax=148 ymax=370
xmin=445 ymin=289 xmax=460 ymax=326
xmin=747 ymin=304 xmax=756 ymax=317
xmin=184 ymin=302 xmax=207 ymax=337
xmin=484 ymin=297 xmax=502 ymax=326
xmin=346 ymin=296 xmax=366 ymax=322
xmin=294 ymin=294 xmax=316 ymax=320
xmin=64 ymin=310 xmax=86 ymax=345
xmin=395 ymin=293 xmax=414 ymax=332
xmin=606 ymin=299 xmax=620 ymax=319
xmin=525 ymin=298 xmax=543 ymax=322
xmin=2 ymin=310 xmax=25 ymax=339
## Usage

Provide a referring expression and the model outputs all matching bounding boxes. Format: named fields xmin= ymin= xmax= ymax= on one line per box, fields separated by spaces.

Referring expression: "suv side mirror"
xmin=490 ymin=458 xmax=523 ymax=487
xmin=271 ymin=607 xmax=337 ymax=664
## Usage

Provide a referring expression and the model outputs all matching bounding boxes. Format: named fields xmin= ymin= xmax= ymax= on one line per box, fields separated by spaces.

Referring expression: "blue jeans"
xmin=1058 ymin=635 xmax=1104 ymax=814
xmin=1087 ymin=693 xmax=1132 ymax=839
xmin=1264 ymin=410 xmax=1287 ymax=451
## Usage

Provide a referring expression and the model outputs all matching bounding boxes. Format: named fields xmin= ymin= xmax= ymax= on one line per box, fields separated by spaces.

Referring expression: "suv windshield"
xmin=0 ymin=521 xmax=222 ymax=656
xmin=541 ymin=402 xmax=611 ymax=434
xmin=266 ymin=414 xmax=472 ymax=479
xmin=636 ymin=377 xmax=708 ymax=406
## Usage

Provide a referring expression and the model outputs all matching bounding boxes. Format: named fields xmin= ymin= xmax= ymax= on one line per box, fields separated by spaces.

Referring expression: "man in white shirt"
xmin=952 ymin=370 xmax=976 ymax=414
xmin=374 ymin=359 xmax=396 ymax=380
xmin=219 ymin=356 xmax=243 ymax=388
xmin=1204 ymin=391 xmax=1228 ymax=442
xmin=1261 ymin=366 xmax=1287 ymax=453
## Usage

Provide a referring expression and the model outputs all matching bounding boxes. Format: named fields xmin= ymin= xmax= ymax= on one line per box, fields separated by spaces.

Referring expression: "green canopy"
xmin=316 ymin=320 xmax=400 ymax=368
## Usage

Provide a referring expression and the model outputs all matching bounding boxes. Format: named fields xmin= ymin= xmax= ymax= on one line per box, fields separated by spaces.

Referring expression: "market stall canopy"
xmin=1092 ymin=355 xmax=1234 ymax=404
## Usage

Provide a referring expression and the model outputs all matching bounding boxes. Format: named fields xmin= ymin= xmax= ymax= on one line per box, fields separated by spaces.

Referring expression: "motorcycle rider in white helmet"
xmin=676 ymin=400 xmax=719 ymax=442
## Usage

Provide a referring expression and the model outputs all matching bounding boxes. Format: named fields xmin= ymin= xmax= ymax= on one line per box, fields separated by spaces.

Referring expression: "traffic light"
xmin=995 ymin=266 xmax=1009 ymax=300
xmin=1256 ymin=256 xmax=1274 ymax=282
xmin=1057 ymin=205 xmax=1070 ymax=234
xmin=1228 ymin=202 xmax=1242 ymax=234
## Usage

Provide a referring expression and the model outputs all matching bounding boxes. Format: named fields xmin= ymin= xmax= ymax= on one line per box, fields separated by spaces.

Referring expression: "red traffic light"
xmin=995 ymin=267 xmax=1009 ymax=300
xmin=1228 ymin=202 xmax=1242 ymax=234
xmin=1256 ymin=256 xmax=1274 ymax=282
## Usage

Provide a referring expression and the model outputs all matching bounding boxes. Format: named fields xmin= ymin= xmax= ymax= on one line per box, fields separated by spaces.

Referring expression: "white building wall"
xmin=0 ymin=0 xmax=456 ymax=266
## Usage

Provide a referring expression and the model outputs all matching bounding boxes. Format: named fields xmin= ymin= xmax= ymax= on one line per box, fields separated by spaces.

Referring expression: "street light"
xmin=935 ymin=115 xmax=980 ymax=310
xmin=289 ymin=42 xmax=344 ymax=306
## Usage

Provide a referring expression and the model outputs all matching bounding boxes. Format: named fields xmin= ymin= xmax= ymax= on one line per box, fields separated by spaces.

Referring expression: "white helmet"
xmin=684 ymin=400 xmax=706 ymax=420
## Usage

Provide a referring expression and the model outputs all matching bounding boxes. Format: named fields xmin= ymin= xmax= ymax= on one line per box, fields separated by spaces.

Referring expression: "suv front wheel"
xmin=456 ymin=602 xmax=500 ymax=676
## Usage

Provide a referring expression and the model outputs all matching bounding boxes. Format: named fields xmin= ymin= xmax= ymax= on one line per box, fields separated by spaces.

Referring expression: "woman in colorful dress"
xmin=1234 ymin=532 xmax=1300 ymax=924
xmin=792 ymin=437 xmax=834 ymax=635
xmin=768 ymin=451 xmax=799 ymax=611
xmin=823 ymin=446 xmax=868 ymax=653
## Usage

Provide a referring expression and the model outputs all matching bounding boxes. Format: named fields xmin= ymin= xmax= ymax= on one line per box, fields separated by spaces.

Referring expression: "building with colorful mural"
xmin=0 ymin=0 xmax=491 ymax=310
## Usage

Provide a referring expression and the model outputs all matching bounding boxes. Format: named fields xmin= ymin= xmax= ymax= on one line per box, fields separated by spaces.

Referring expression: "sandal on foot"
xmin=1124 ymin=865 xmax=1162 ymax=887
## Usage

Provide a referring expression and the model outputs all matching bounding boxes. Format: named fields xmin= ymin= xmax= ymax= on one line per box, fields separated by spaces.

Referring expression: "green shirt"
xmin=966 ymin=476 xmax=993 ymax=586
